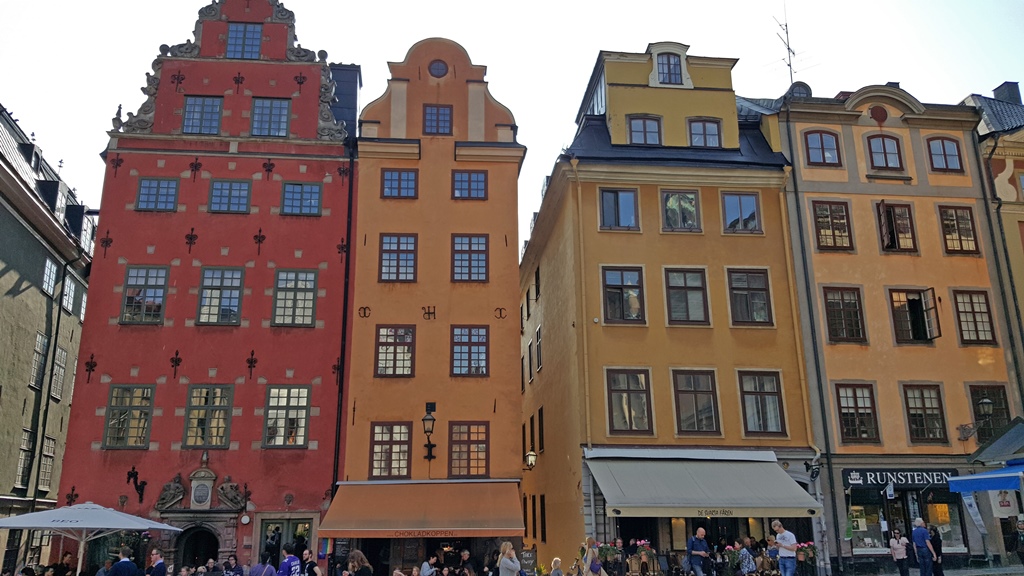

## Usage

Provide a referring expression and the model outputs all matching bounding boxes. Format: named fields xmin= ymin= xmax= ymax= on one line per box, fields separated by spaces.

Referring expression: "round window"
xmin=429 ymin=59 xmax=448 ymax=78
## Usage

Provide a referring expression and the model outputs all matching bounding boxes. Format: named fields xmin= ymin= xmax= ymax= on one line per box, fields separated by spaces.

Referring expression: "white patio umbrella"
xmin=0 ymin=502 xmax=182 ymax=576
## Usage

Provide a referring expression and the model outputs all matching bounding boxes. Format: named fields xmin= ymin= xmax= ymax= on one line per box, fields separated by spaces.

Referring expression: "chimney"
xmin=994 ymin=81 xmax=1022 ymax=105
xmin=885 ymin=82 xmax=900 ymax=89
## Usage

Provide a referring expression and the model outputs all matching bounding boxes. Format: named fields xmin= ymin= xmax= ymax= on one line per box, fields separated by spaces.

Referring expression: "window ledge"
xmin=866 ymin=173 xmax=912 ymax=182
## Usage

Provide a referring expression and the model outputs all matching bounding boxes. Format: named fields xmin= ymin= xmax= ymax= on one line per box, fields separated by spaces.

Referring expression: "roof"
xmin=962 ymin=94 xmax=1024 ymax=136
xmin=736 ymin=96 xmax=779 ymax=122
xmin=970 ymin=416 xmax=1024 ymax=464
xmin=566 ymin=115 xmax=788 ymax=170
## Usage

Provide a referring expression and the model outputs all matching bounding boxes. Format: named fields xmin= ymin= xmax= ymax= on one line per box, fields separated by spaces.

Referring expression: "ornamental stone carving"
xmin=270 ymin=0 xmax=295 ymax=24
xmin=154 ymin=474 xmax=185 ymax=511
xmin=198 ymin=1 xmax=221 ymax=20
xmin=286 ymin=45 xmax=316 ymax=63
xmin=317 ymin=104 xmax=346 ymax=141
xmin=168 ymin=39 xmax=200 ymax=59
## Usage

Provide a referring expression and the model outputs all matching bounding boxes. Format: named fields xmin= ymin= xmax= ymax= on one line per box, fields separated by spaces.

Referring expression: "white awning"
xmin=587 ymin=458 xmax=822 ymax=518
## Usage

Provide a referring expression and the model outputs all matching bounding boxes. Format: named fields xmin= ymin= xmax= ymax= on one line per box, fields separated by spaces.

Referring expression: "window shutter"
xmin=923 ymin=287 xmax=941 ymax=339
xmin=877 ymin=200 xmax=893 ymax=250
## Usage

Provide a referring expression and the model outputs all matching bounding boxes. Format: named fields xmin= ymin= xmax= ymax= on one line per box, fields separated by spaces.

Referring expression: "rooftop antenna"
xmin=775 ymin=1 xmax=795 ymax=86
xmin=57 ymin=159 xmax=64 ymax=175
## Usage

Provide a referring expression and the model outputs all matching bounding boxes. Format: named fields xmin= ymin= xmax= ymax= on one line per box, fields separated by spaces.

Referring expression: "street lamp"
xmin=523 ymin=450 xmax=538 ymax=471
xmin=422 ymin=408 xmax=437 ymax=461
xmin=957 ymin=397 xmax=995 ymax=441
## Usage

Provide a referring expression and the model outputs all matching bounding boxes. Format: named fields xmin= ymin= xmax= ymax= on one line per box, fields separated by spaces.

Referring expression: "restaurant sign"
xmin=842 ymin=468 xmax=958 ymax=489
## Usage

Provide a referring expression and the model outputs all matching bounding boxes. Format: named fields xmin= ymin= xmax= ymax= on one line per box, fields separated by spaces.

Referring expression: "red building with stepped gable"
xmin=58 ymin=0 xmax=358 ymax=572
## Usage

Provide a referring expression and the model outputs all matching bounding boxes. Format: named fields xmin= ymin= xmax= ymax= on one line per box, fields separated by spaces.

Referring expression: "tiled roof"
xmin=566 ymin=115 xmax=788 ymax=170
xmin=962 ymin=94 xmax=1024 ymax=136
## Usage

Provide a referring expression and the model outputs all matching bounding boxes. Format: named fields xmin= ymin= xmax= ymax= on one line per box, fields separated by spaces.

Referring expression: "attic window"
xmin=657 ymin=54 xmax=682 ymax=84
xmin=429 ymin=60 xmax=448 ymax=78
xmin=30 ymin=153 xmax=40 ymax=172
xmin=226 ymin=23 xmax=262 ymax=60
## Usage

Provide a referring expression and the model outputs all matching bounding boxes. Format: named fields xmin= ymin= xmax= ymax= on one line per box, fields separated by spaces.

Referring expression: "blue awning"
xmin=948 ymin=464 xmax=1024 ymax=492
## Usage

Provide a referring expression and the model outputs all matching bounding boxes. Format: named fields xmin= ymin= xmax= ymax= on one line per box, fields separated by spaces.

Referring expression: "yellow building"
xmin=519 ymin=43 xmax=821 ymax=567
xmin=778 ymin=81 xmax=1020 ymax=570
xmin=321 ymin=38 xmax=526 ymax=570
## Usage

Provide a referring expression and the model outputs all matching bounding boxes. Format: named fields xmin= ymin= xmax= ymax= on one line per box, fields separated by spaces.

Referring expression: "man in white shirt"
xmin=772 ymin=520 xmax=798 ymax=576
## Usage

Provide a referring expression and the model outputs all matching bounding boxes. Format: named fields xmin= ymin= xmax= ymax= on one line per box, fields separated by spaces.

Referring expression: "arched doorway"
xmin=178 ymin=527 xmax=220 ymax=570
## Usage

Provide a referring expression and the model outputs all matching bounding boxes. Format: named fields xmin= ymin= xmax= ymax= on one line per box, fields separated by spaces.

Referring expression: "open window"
xmin=890 ymin=288 xmax=940 ymax=343
xmin=877 ymin=200 xmax=916 ymax=252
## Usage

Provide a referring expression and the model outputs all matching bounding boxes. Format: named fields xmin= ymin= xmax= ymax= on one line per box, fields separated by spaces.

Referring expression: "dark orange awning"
xmin=320 ymin=480 xmax=524 ymax=538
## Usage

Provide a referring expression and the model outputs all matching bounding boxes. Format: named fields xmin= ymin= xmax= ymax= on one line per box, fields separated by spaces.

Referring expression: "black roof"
xmin=963 ymin=94 xmax=1024 ymax=136
xmin=566 ymin=115 xmax=788 ymax=170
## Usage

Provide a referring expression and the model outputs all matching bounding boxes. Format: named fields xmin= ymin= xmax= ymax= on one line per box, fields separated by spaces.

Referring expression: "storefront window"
xmin=850 ymin=488 xmax=965 ymax=553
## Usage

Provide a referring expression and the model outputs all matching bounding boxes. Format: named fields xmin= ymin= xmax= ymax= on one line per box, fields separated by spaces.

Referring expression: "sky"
xmin=2 ymin=0 xmax=1022 ymax=252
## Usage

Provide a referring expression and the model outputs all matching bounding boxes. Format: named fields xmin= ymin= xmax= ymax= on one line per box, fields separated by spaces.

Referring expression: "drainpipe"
xmin=332 ymin=135 xmax=357 ymax=497
xmin=782 ymin=100 xmax=844 ymax=575
xmin=776 ymin=166 xmax=830 ymax=575
xmin=569 ymin=157 xmax=593 ymax=452
xmin=973 ymin=133 xmax=1024 ymax=404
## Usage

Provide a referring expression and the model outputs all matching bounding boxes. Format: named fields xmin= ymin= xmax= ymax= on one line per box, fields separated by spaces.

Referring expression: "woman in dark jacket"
xmin=928 ymin=526 xmax=944 ymax=576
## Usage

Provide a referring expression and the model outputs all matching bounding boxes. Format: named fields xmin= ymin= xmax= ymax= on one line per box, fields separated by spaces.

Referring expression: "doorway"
xmin=179 ymin=527 xmax=220 ymax=569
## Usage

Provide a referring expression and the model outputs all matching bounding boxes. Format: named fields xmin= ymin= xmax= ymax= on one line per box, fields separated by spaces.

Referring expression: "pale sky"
xmin=2 ymin=0 xmax=1022 ymax=253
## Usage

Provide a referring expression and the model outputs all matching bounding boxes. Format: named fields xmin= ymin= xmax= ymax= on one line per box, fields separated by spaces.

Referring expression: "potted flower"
xmin=722 ymin=546 xmax=739 ymax=570
xmin=598 ymin=544 xmax=618 ymax=562
xmin=795 ymin=542 xmax=817 ymax=562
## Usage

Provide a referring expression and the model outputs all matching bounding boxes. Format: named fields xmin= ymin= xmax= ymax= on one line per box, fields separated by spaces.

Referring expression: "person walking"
xmin=771 ymin=521 xmax=797 ymax=576
xmin=687 ymin=528 xmax=711 ymax=576
xmin=928 ymin=527 xmax=944 ymax=576
xmin=911 ymin=518 xmax=935 ymax=576
xmin=497 ymin=543 xmax=519 ymax=576
xmin=550 ymin=559 xmax=563 ymax=576
xmin=279 ymin=544 xmax=302 ymax=576
xmin=889 ymin=530 xmax=910 ymax=576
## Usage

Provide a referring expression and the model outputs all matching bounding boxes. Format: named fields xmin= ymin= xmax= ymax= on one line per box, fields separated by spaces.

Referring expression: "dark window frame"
xmin=689 ymin=118 xmax=722 ymax=148
xmin=939 ymin=205 xmax=979 ymax=254
xmin=606 ymin=368 xmax=654 ymax=435
xmin=727 ymin=268 xmax=773 ymax=326
xmin=451 ymin=325 xmax=489 ymax=377
xmin=602 ymin=266 xmax=646 ymax=324
xmin=600 ymin=189 xmax=640 ymax=230
xmin=903 ymin=384 xmax=948 ymax=444
xmin=877 ymin=201 xmax=918 ymax=252
xmin=449 ymin=421 xmax=490 ymax=478
xmin=926 ymin=137 xmax=964 ymax=173
xmin=812 ymin=201 xmax=854 ymax=251
xmin=369 ymin=421 xmax=412 ymax=479
xmin=823 ymin=287 xmax=866 ymax=343
xmin=804 ymin=130 xmax=842 ymax=166
xmin=102 ymin=385 xmax=155 ymax=449
xmin=540 ymin=494 xmax=547 ymax=543
xmin=452 ymin=234 xmax=489 ymax=282
xmin=535 ymin=326 xmax=543 ymax=370
xmin=281 ymin=182 xmax=322 ymax=216
xmin=672 ymin=369 xmax=721 ymax=435
xmin=890 ymin=288 xmax=941 ymax=343
xmin=722 ymin=192 xmax=762 ymax=233
xmin=424 ymin=104 xmax=453 ymax=136
xmin=452 ymin=170 xmax=488 ymax=200
xmin=374 ymin=325 xmax=416 ymax=378
xmin=657 ymin=53 xmax=683 ymax=84
xmin=183 ymin=384 xmax=233 ymax=449
xmin=953 ymin=290 xmax=997 ymax=345
xmin=528 ymin=341 xmax=534 ymax=381
xmin=665 ymin=268 xmax=709 ymax=326
xmin=379 ymin=233 xmax=418 ymax=283
xmin=627 ymin=115 xmax=662 ymax=146
xmin=867 ymin=134 xmax=904 ymax=170
xmin=969 ymin=385 xmax=1011 ymax=443
xmin=121 ymin=266 xmax=170 ymax=325
xmin=661 ymin=190 xmax=701 ymax=232
xmin=835 ymin=383 xmax=880 ymax=443
xmin=538 ymin=406 xmax=545 ymax=452
xmin=382 ymin=169 xmax=418 ymax=199
xmin=739 ymin=371 xmax=787 ymax=436
xmin=262 ymin=385 xmax=311 ymax=448
xmin=271 ymin=269 xmax=317 ymax=327
xmin=197 ymin=267 xmax=244 ymax=326
xmin=183 ymin=96 xmax=223 ymax=135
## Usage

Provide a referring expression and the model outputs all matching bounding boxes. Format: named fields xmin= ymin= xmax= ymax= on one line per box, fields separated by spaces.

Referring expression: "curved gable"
xmin=844 ymin=85 xmax=926 ymax=115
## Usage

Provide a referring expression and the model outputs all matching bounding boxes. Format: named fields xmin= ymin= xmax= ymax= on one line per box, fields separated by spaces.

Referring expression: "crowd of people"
xmin=893 ymin=518 xmax=945 ymax=576
xmin=391 ymin=542 xmax=519 ymax=576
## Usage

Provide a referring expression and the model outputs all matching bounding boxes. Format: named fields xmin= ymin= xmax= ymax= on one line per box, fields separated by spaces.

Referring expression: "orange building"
xmin=320 ymin=39 xmax=526 ymax=571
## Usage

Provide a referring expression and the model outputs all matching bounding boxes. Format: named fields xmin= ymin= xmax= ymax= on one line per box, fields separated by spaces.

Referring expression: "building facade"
xmin=776 ymin=82 xmax=1019 ymax=570
xmin=519 ymin=43 xmax=822 ymax=566
xmin=319 ymin=38 xmax=527 ymax=573
xmin=57 ymin=0 xmax=355 ymax=572
xmin=0 ymin=105 xmax=93 ymax=573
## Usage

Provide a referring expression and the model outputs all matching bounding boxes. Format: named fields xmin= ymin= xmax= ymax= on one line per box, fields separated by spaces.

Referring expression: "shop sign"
xmin=989 ymin=489 xmax=1021 ymax=518
xmin=392 ymin=530 xmax=458 ymax=537
xmin=842 ymin=468 xmax=958 ymax=488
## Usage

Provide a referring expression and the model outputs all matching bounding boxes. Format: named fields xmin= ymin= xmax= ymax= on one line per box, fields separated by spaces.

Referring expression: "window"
xmin=877 ymin=201 xmax=917 ymax=252
xmin=79 ymin=292 xmax=87 ymax=323
xmin=380 ymin=234 xmax=417 ymax=282
xmin=689 ymin=119 xmax=721 ymax=147
xmin=51 ymin=347 xmax=67 ymax=400
xmin=970 ymin=386 xmax=1010 ymax=443
xmin=673 ymin=370 xmax=719 ymax=434
xmin=538 ymin=407 xmax=545 ymax=452
xmin=740 ymin=371 xmax=785 ymax=435
xmin=424 ymin=104 xmax=452 ymax=135
xmin=836 ymin=384 xmax=879 ymax=443
xmin=813 ymin=202 xmax=853 ymax=250
xmin=904 ymin=385 xmax=947 ymax=443
xmin=927 ymin=137 xmax=963 ymax=172
xmin=665 ymin=268 xmax=708 ymax=325
xmin=939 ymin=206 xmax=978 ymax=254
xmin=535 ymin=267 xmax=541 ymax=299
xmin=210 ymin=181 xmax=250 ymax=213
xmin=29 ymin=332 xmax=49 ymax=389
xmin=529 ymin=415 xmax=535 ymax=451
xmin=607 ymin=369 xmax=652 ymax=434
xmin=954 ymin=291 xmax=996 ymax=344
xmin=868 ymin=135 xmax=903 ymax=170
xmin=375 ymin=326 xmax=415 ymax=377
xmin=103 ymin=385 xmax=154 ymax=448
xmin=657 ymin=53 xmax=683 ymax=84
xmin=805 ymin=131 xmax=841 ymax=166
xmin=823 ymin=287 xmax=866 ymax=342
xmin=37 ymin=436 xmax=56 ymax=490
xmin=728 ymin=269 xmax=772 ymax=325
xmin=183 ymin=97 xmax=223 ymax=135
xmin=540 ymin=494 xmax=547 ymax=543
xmin=453 ymin=171 xmax=487 ymax=199
xmin=662 ymin=190 xmax=700 ymax=232
xmin=722 ymin=192 xmax=761 ymax=233
xmin=521 ymin=424 xmax=527 ymax=460
xmin=184 ymin=385 xmax=231 ymax=448
xmin=628 ymin=116 xmax=661 ymax=145
xmin=382 ymin=169 xmax=417 ymax=198
xmin=281 ymin=183 xmax=321 ymax=216
xmin=273 ymin=270 xmax=316 ymax=326
xmin=452 ymin=235 xmax=488 ymax=282
xmin=226 ymin=23 xmax=262 ymax=59
xmin=252 ymin=98 xmax=290 ymax=137
xmin=531 ymin=495 xmax=538 ymax=539
xmin=370 ymin=422 xmax=411 ymax=478
xmin=452 ymin=326 xmax=488 ymax=376
xmin=521 ymin=354 xmax=526 ymax=391
xmin=429 ymin=60 xmax=449 ymax=78
xmin=263 ymin=386 xmax=310 ymax=447
xmin=450 ymin=422 xmax=489 ymax=478
xmin=121 ymin=267 xmax=168 ymax=324
xmin=42 ymin=259 xmax=57 ymax=295
xmin=535 ymin=327 xmax=543 ymax=370
xmin=61 ymin=280 xmax=76 ymax=313
xmin=15 ymin=430 xmax=33 ymax=487
xmin=527 ymin=341 xmax=534 ymax=380
xmin=136 ymin=179 xmax=178 ymax=211
xmin=890 ymin=288 xmax=941 ymax=343
xmin=603 ymin=267 xmax=645 ymax=323
xmin=600 ymin=189 xmax=639 ymax=230
xmin=198 ymin=268 xmax=243 ymax=325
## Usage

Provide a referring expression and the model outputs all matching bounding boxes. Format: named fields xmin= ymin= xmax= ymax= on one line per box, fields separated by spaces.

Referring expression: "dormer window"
xmin=657 ymin=54 xmax=682 ymax=84
xmin=689 ymin=119 xmax=721 ymax=148
xmin=30 ymin=153 xmax=41 ymax=172
xmin=226 ymin=23 xmax=262 ymax=59
xmin=628 ymin=116 xmax=661 ymax=145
